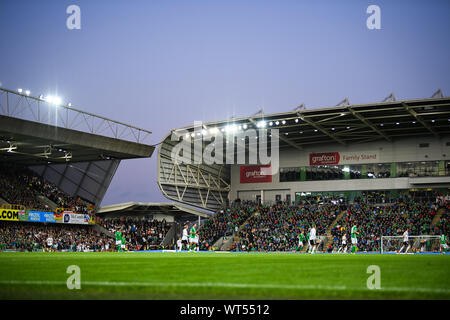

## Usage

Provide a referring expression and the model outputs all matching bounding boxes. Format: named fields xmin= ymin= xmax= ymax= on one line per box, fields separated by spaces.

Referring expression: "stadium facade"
xmin=158 ymin=93 xmax=450 ymax=211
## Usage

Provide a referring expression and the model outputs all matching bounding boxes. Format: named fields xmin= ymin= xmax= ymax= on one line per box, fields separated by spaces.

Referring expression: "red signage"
xmin=240 ymin=165 xmax=272 ymax=183
xmin=309 ymin=152 xmax=340 ymax=166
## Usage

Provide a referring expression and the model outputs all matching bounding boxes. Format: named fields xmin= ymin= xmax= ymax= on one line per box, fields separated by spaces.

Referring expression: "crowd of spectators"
xmin=0 ymin=221 xmax=112 ymax=252
xmin=330 ymin=201 xmax=445 ymax=252
xmin=198 ymin=206 xmax=256 ymax=250
xmin=101 ymin=217 xmax=171 ymax=251
xmin=233 ymin=204 xmax=344 ymax=252
xmin=0 ymin=164 xmax=93 ymax=213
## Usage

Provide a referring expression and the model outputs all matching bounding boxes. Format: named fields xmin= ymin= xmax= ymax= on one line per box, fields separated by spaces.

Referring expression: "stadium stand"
xmin=198 ymin=205 xmax=258 ymax=251
xmin=330 ymin=202 xmax=441 ymax=252
xmin=232 ymin=203 xmax=344 ymax=252
xmin=0 ymin=163 xmax=93 ymax=213
xmin=0 ymin=220 xmax=112 ymax=252
xmin=100 ymin=217 xmax=171 ymax=251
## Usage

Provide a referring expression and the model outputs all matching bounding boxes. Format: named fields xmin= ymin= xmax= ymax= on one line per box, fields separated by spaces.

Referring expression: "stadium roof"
xmin=97 ymin=202 xmax=212 ymax=218
xmin=173 ymin=93 xmax=450 ymax=150
xmin=0 ymin=87 xmax=155 ymax=208
xmin=0 ymin=87 xmax=154 ymax=165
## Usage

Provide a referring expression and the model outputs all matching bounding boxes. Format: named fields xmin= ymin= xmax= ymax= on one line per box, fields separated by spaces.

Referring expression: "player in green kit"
xmin=297 ymin=230 xmax=306 ymax=252
xmin=351 ymin=224 xmax=359 ymax=254
xmin=189 ymin=223 xmax=198 ymax=252
xmin=115 ymin=230 xmax=123 ymax=252
xmin=440 ymin=234 xmax=448 ymax=254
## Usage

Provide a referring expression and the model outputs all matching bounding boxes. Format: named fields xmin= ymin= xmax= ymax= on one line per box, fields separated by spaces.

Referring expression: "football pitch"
xmin=0 ymin=252 xmax=448 ymax=300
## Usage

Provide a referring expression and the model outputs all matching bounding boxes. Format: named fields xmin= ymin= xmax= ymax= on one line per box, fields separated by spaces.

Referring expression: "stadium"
xmin=0 ymin=86 xmax=449 ymax=300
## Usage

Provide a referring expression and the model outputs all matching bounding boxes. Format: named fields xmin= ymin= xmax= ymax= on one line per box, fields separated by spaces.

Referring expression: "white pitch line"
xmin=0 ymin=280 xmax=449 ymax=294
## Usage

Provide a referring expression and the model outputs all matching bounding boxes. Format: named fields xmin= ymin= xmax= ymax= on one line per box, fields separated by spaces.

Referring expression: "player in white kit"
xmin=309 ymin=224 xmax=317 ymax=254
xmin=338 ymin=233 xmax=347 ymax=253
xmin=398 ymin=229 xmax=410 ymax=254
xmin=176 ymin=238 xmax=182 ymax=252
xmin=181 ymin=225 xmax=189 ymax=251
xmin=46 ymin=235 xmax=53 ymax=252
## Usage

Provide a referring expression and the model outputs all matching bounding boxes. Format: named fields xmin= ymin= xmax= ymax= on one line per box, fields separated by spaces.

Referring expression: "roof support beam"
xmin=347 ymin=106 xmax=391 ymax=142
xmin=298 ymin=113 xmax=346 ymax=145
xmin=402 ymin=103 xmax=440 ymax=138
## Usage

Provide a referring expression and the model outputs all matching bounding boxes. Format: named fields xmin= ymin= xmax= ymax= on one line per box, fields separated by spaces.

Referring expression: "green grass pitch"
xmin=0 ymin=252 xmax=448 ymax=300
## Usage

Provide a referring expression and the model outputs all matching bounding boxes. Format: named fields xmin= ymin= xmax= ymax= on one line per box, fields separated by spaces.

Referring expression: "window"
xmin=305 ymin=165 xmax=344 ymax=181
xmin=279 ymin=167 xmax=300 ymax=182
xmin=349 ymin=165 xmax=362 ymax=179
xmin=366 ymin=163 xmax=391 ymax=179
xmin=397 ymin=161 xmax=439 ymax=177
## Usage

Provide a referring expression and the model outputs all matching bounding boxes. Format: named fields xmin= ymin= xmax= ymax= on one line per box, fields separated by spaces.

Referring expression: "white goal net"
xmin=380 ymin=235 xmax=441 ymax=254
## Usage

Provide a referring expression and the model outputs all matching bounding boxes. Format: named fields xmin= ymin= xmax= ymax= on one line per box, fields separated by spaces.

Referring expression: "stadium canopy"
xmin=158 ymin=92 xmax=450 ymax=211
xmin=0 ymin=87 xmax=155 ymax=208
xmin=97 ymin=202 xmax=212 ymax=219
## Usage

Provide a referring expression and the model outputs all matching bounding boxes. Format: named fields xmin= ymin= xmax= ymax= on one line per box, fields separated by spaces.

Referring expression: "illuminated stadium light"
xmin=346 ymin=126 xmax=351 ymax=129
xmin=243 ymin=124 xmax=248 ymax=130
xmin=190 ymin=133 xmax=195 ymax=137
xmin=380 ymin=123 xmax=384 ymax=126
xmin=45 ymin=95 xmax=62 ymax=105
xmin=342 ymin=167 xmax=350 ymax=172
xmin=18 ymin=88 xmax=23 ymax=93
xmin=39 ymin=94 xmax=44 ymax=100
xmin=25 ymin=90 xmax=30 ymax=96
xmin=431 ymin=119 xmax=435 ymax=123
xmin=396 ymin=122 xmax=400 ymax=125
xmin=68 ymin=103 xmax=72 ymax=107
xmin=285 ymin=132 xmax=289 ymax=136
xmin=314 ymin=129 xmax=318 ymax=132
xmin=340 ymin=113 xmax=345 ymax=116
xmin=256 ymin=121 xmax=266 ymax=128
xmin=185 ymin=133 xmax=190 ymax=138
xmin=220 ymin=128 xmax=225 ymax=132
xmin=300 ymin=131 xmax=303 ymax=134
xmin=331 ymin=127 xmax=335 ymax=130
xmin=275 ymin=121 xmax=280 ymax=125
xmin=412 ymin=121 xmax=416 ymax=124
xmin=295 ymin=118 xmax=299 ymax=123
xmin=281 ymin=120 xmax=286 ymax=125
xmin=226 ymin=124 xmax=238 ymax=133
xmin=269 ymin=121 xmax=273 ymax=126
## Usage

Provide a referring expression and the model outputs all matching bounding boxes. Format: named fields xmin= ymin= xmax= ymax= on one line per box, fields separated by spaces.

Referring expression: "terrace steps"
xmin=221 ymin=209 xmax=260 ymax=251
xmin=431 ymin=207 xmax=446 ymax=228
xmin=323 ymin=209 xmax=348 ymax=250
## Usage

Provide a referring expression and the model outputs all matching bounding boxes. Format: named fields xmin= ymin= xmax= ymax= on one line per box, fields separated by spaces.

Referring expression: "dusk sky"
xmin=1 ymin=0 xmax=449 ymax=207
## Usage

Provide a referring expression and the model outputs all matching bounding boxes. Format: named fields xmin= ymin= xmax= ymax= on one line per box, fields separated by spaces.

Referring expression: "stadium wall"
xmin=230 ymin=136 xmax=450 ymax=202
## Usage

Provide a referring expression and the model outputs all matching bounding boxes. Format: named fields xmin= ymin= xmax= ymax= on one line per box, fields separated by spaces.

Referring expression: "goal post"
xmin=380 ymin=235 xmax=441 ymax=254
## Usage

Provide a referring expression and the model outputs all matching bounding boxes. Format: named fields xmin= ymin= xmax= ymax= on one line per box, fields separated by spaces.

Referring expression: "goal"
xmin=380 ymin=235 xmax=441 ymax=254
